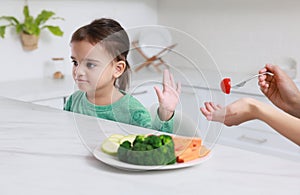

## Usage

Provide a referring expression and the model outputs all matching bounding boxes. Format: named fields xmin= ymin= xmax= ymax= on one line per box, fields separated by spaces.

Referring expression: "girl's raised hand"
xmin=154 ymin=69 xmax=181 ymax=121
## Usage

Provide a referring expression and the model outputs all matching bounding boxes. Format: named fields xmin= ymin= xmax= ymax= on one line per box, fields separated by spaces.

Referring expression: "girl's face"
xmin=70 ymin=41 xmax=124 ymax=93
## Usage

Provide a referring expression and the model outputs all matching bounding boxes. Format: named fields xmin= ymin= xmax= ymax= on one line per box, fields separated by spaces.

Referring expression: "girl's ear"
xmin=113 ymin=60 xmax=126 ymax=78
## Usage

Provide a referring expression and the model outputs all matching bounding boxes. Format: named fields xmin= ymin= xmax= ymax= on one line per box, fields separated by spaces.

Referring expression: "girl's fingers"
xmin=170 ymin=72 xmax=176 ymax=89
xmin=163 ymin=69 xmax=170 ymax=89
xmin=154 ymin=86 xmax=163 ymax=101
xmin=167 ymin=70 xmax=176 ymax=89
xmin=162 ymin=69 xmax=181 ymax=95
xmin=176 ymin=82 xmax=181 ymax=94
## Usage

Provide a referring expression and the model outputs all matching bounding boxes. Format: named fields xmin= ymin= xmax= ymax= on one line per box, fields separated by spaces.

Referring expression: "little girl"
xmin=64 ymin=18 xmax=181 ymax=133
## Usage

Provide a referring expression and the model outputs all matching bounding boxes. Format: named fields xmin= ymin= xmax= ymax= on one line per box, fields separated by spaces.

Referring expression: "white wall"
xmin=157 ymin=0 xmax=300 ymax=78
xmin=3 ymin=0 xmax=300 ymax=82
xmin=0 ymin=0 xmax=158 ymax=82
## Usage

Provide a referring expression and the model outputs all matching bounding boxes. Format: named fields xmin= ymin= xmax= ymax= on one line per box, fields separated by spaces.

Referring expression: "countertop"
xmin=0 ymin=76 xmax=75 ymax=102
xmin=0 ymin=96 xmax=299 ymax=195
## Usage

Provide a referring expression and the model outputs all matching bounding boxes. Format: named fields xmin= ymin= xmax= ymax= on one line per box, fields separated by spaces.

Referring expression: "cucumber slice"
xmin=119 ymin=134 xmax=137 ymax=144
xmin=101 ymin=139 xmax=120 ymax=155
xmin=101 ymin=134 xmax=136 ymax=156
xmin=107 ymin=134 xmax=125 ymax=144
xmin=109 ymin=134 xmax=124 ymax=140
xmin=108 ymin=137 xmax=121 ymax=143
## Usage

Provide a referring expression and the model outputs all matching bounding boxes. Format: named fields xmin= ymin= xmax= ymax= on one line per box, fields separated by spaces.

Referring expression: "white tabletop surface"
xmin=0 ymin=96 xmax=299 ymax=195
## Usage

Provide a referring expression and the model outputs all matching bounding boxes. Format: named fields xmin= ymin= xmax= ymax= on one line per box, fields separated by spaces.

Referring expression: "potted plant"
xmin=0 ymin=4 xmax=64 ymax=50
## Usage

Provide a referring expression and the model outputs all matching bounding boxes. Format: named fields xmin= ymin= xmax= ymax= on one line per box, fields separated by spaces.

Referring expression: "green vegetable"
xmin=118 ymin=134 xmax=176 ymax=166
xmin=133 ymin=135 xmax=146 ymax=144
xmin=101 ymin=138 xmax=120 ymax=155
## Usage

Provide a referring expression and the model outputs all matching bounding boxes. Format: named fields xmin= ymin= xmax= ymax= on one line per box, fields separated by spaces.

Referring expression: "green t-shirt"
xmin=64 ymin=90 xmax=173 ymax=133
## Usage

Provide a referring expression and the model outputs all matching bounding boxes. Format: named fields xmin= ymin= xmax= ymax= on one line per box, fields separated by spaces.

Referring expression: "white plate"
xmin=93 ymin=144 xmax=212 ymax=171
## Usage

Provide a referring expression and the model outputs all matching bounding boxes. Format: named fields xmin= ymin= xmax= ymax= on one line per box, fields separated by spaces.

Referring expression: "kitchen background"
xmin=1 ymin=0 xmax=299 ymax=161
xmin=0 ymin=0 xmax=300 ymax=82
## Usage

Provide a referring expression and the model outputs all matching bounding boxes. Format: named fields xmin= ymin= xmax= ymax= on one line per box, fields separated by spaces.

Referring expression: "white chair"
xmin=148 ymin=104 xmax=199 ymax=137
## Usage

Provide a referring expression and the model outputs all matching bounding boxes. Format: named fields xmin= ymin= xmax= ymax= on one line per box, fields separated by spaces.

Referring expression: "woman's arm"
xmin=255 ymin=100 xmax=300 ymax=146
xmin=201 ymin=98 xmax=300 ymax=146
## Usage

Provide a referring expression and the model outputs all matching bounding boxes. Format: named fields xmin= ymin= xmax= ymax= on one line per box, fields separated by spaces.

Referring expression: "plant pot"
xmin=20 ymin=32 xmax=39 ymax=51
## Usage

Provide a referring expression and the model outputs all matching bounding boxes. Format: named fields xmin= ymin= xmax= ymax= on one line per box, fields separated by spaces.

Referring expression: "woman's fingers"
xmin=200 ymin=107 xmax=213 ymax=121
xmin=216 ymin=104 xmax=222 ymax=109
xmin=204 ymin=102 xmax=219 ymax=112
xmin=204 ymin=102 xmax=218 ymax=111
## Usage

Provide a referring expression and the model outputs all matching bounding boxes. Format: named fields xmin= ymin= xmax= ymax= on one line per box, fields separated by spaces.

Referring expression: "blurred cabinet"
xmin=219 ymin=92 xmax=300 ymax=161
xmin=0 ymin=76 xmax=74 ymax=110
xmin=130 ymin=84 xmax=157 ymax=109
xmin=32 ymin=97 xmax=67 ymax=110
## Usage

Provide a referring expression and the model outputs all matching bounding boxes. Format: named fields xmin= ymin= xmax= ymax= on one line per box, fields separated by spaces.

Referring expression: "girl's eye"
xmin=72 ymin=60 xmax=78 ymax=67
xmin=86 ymin=62 xmax=96 ymax=69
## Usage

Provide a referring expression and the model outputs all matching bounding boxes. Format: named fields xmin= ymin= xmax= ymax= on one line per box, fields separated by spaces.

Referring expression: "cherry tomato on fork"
xmin=220 ymin=78 xmax=231 ymax=94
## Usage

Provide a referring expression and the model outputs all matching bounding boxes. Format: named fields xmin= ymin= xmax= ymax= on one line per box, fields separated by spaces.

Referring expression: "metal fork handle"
xmin=232 ymin=72 xmax=274 ymax=88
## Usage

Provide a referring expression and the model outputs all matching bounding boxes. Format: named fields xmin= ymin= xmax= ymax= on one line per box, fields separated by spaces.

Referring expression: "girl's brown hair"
xmin=71 ymin=18 xmax=130 ymax=91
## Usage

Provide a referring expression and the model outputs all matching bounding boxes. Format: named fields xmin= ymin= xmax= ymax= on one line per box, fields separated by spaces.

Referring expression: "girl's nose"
xmin=74 ymin=63 xmax=85 ymax=76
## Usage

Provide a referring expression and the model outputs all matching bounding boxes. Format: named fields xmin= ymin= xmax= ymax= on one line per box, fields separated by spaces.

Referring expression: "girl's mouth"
xmin=75 ymin=79 xmax=88 ymax=83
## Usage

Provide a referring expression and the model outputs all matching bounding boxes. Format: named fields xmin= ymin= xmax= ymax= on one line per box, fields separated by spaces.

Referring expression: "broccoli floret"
xmin=119 ymin=140 xmax=131 ymax=149
xmin=132 ymin=142 xmax=147 ymax=151
xmin=117 ymin=134 xmax=176 ymax=166
xmin=146 ymin=144 xmax=153 ymax=151
xmin=145 ymin=135 xmax=162 ymax=148
xmin=159 ymin=134 xmax=173 ymax=145
xmin=133 ymin=135 xmax=145 ymax=145
xmin=118 ymin=141 xmax=132 ymax=162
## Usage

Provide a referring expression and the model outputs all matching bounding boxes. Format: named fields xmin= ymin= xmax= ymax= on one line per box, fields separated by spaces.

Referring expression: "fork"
xmin=231 ymin=72 xmax=274 ymax=89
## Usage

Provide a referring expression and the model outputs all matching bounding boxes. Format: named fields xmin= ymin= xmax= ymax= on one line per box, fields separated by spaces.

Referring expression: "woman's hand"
xmin=200 ymin=98 xmax=258 ymax=126
xmin=154 ymin=69 xmax=181 ymax=121
xmin=259 ymin=64 xmax=300 ymax=118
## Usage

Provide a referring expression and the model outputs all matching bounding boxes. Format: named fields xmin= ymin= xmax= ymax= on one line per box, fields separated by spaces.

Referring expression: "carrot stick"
xmin=177 ymin=151 xmax=200 ymax=163
xmin=199 ymin=146 xmax=210 ymax=158
xmin=172 ymin=136 xmax=210 ymax=163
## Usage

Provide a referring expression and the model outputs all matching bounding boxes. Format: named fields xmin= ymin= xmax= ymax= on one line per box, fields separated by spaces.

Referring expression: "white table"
xmin=0 ymin=96 xmax=299 ymax=195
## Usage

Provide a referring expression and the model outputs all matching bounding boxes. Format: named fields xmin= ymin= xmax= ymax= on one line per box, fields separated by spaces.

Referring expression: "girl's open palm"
xmin=154 ymin=69 xmax=181 ymax=121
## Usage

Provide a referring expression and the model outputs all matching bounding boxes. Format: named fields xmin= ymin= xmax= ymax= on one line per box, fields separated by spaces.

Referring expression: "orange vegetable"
xmin=172 ymin=136 xmax=210 ymax=163
xmin=199 ymin=145 xmax=210 ymax=158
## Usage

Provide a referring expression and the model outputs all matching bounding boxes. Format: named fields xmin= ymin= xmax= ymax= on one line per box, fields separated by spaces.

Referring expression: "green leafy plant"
xmin=0 ymin=4 xmax=64 ymax=38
